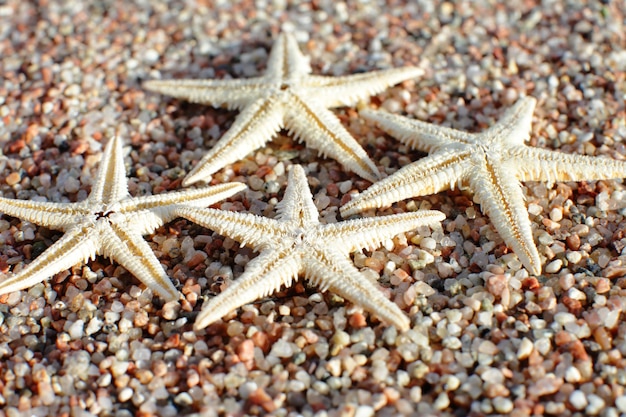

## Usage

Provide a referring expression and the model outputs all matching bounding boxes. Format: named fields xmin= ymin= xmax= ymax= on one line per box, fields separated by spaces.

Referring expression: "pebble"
xmin=544 ymin=259 xmax=562 ymax=273
xmin=492 ymin=397 xmax=513 ymax=414
xmin=565 ymin=366 xmax=581 ymax=383
xmin=354 ymin=405 xmax=375 ymax=417
xmin=586 ymin=394 xmax=605 ymax=415
xmin=118 ymin=387 xmax=133 ymax=402
xmin=615 ymin=395 xmax=626 ymax=412
xmin=269 ymin=339 xmax=294 ymax=358
xmin=5 ymin=172 xmax=20 ymax=186
xmin=67 ymin=320 xmax=84 ymax=339
xmin=517 ymin=338 xmax=533 ymax=360
xmin=569 ymin=390 xmax=588 ymax=410
xmin=433 ymin=393 xmax=450 ymax=410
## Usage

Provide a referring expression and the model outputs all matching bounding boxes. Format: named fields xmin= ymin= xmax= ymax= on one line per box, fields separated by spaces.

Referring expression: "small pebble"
xmin=569 ymin=390 xmax=588 ymax=410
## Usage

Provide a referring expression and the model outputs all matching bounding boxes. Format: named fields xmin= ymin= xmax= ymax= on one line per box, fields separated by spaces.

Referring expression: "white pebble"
xmin=493 ymin=397 xmax=513 ymax=414
xmin=42 ymin=102 xmax=54 ymax=114
xmin=269 ymin=339 xmax=293 ymax=358
xmin=534 ymin=337 xmax=551 ymax=355
xmin=433 ymin=393 xmax=450 ymax=410
xmin=569 ymin=390 xmax=588 ymax=410
xmin=118 ymin=387 xmax=133 ymax=402
xmin=566 ymin=251 xmax=582 ymax=264
xmin=517 ymin=337 xmax=533 ymax=359
xmin=64 ymin=176 xmax=81 ymax=193
xmin=85 ymin=317 xmax=103 ymax=336
xmin=615 ymin=395 xmax=626 ymax=412
xmin=544 ymin=259 xmax=562 ymax=274
xmin=567 ymin=287 xmax=586 ymax=301
xmin=527 ymin=203 xmax=543 ymax=216
xmin=64 ymin=84 xmax=81 ymax=97
xmin=144 ymin=49 xmax=160 ymax=63
xmin=67 ymin=320 xmax=84 ymax=340
xmin=413 ymin=281 xmax=435 ymax=296
xmin=238 ymin=381 xmax=258 ymax=399
xmin=549 ymin=207 xmax=563 ymax=222
xmin=420 ymin=237 xmax=436 ymax=250
xmin=565 ymin=366 xmax=581 ymax=383
xmin=585 ymin=394 xmax=605 ymax=415
xmin=354 ymin=405 xmax=375 ymax=417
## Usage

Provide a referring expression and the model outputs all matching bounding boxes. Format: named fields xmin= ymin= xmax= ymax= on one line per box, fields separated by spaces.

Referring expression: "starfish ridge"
xmin=144 ymin=32 xmax=422 ymax=185
xmin=341 ymin=97 xmax=626 ymax=275
xmin=176 ymin=165 xmax=445 ymax=331
xmin=0 ymin=136 xmax=246 ymax=300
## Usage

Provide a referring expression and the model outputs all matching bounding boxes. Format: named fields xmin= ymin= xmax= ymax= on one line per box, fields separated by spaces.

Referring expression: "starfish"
xmin=0 ymin=136 xmax=246 ymax=301
xmin=143 ymin=32 xmax=422 ymax=185
xmin=175 ymin=165 xmax=444 ymax=331
xmin=341 ymin=96 xmax=626 ymax=275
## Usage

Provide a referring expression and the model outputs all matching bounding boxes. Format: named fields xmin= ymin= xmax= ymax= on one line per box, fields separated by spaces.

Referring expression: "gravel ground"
xmin=1 ymin=1 xmax=626 ymax=416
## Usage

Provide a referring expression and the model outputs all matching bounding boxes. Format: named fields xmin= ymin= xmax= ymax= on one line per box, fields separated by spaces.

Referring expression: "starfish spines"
xmin=360 ymin=108 xmax=473 ymax=152
xmin=101 ymin=225 xmax=179 ymax=301
xmin=119 ymin=181 xmax=247 ymax=222
xmin=0 ymin=198 xmax=86 ymax=231
xmin=484 ymin=96 xmax=535 ymax=146
xmin=179 ymin=164 xmax=444 ymax=330
xmin=512 ymin=146 xmax=626 ymax=184
xmin=175 ymin=207 xmax=286 ymax=250
xmin=145 ymin=31 xmax=417 ymax=184
xmin=331 ymin=210 xmax=445 ymax=253
xmin=305 ymin=251 xmax=411 ymax=331
xmin=350 ymin=96 xmax=626 ymax=275
xmin=467 ymin=159 xmax=541 ymax=275
xmin=274 ymin=165 xmax=318 ymax=223
xmin=266 ymin=32 xmax=312 ymax=79
xmin=182 ymin=98 xmax=284 ymax=185
xmin=308 ymin=66 xmax=424 ymax=108
xmin=142 ymin=78 xmax=266 ymax=110
xmin=194 ymin=249 xmax=300 ymax=330
xmin=340 ymin=149 xmax=472 ymax=217
xmin=284 ymin=97 xmax=380 ymax=182
xmin=0 ymin=227 xmax=98 ymax=296
xmin=0 ymin=136 xmax=244 ymax=300
xmin=89 ymin=135 xmax=130 ymax=205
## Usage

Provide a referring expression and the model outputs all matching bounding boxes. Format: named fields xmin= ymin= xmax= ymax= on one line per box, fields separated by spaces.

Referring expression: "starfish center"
xmin=95 ymin=210 xmax=115 ymax=220
xmin=291 ymin=228 xmax=307 ymax=247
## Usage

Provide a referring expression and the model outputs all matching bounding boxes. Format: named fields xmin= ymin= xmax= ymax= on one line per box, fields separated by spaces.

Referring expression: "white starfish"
xmin=144 ymin=32 xmax=422 ymax=185
xmin=176 ymin=165 xmax=444 ymax=331
xmin=0 ymin=136 xmax=246 ymax=300
xmin=341 ymin=96 xmax=626 ymax=275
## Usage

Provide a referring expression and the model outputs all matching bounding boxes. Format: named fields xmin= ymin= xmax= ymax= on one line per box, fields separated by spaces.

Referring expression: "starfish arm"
xmin=0 ymin=197 xmax=85 ymax=230
xmin=118 ymin=182 xmax=247 ymax=235
xmin=143 ymin=77 xmax=266 ymax=110
xmin=89 ymin=135 xmax=130 ymax=205
xmin=175 ymin=207 xmax=285 ymax=251
xmin=510 ymin=146 xmax=626 ymax=184
xmin=266 ymin=32 xmax=312 ymax=80
xmin=194 ymin=249 xmax=300 ymax=329
xmin=340 ymin=148 xmax=473 ymax=216
xmin=469 ymin=160 xmax=542 ymax=275
xmin=274 ymin=165 xmax=319 ymax=225
xmin=328 ymin=210 xmax=445 ymax=253
xmin=0 ymin=226 xmax=98 ymax=296
xmin=484 ymin=97 xmax=536 ymax=146
xmin=360 ymin=108 xmax=475 ymax=153
xmin=183 ymin=97 xmax=284 ymax=185
xmin=306 ymin=250 xmax=410 ymax=331
xmin=285 ymin=95 xmax=380 ymax=182
xmin=308 ymin=67 xmax=424 ymax=108
xmin=102 ymin=223 xmax=179 ymax=301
